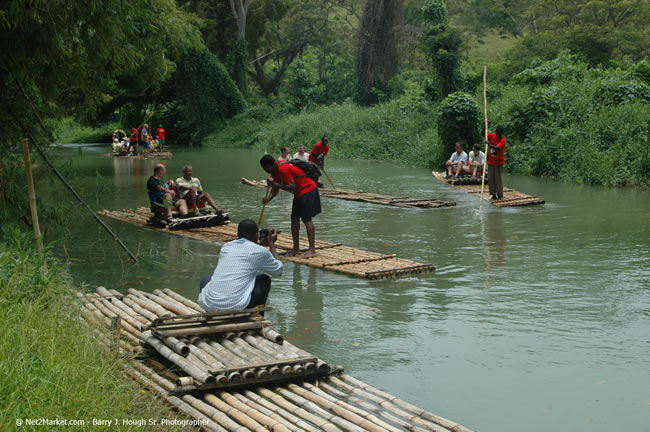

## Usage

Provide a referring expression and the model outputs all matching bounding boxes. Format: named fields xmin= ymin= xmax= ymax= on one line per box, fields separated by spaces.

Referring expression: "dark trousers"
xmin=199 ymin=274 xmax=271 ymax=308
xmin=488 ymin=164 xmax=504 ymax=198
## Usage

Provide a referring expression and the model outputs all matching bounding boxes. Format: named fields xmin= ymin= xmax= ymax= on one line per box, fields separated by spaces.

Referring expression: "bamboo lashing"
xmin=98 ymin=207 xmax=434 ymax=279
xmin=432 ymin=172 xmax=545 ymax=207
xmin=480 ymin=64 xmax=489 ymax=210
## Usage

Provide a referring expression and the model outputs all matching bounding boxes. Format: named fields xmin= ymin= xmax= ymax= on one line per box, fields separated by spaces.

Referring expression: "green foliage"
xmin=286 ymin=61 xmax=323 ymax=112
xmin=490 ymin=55 xmax=650 ymax=186
xmin=0 ymin=227 xmax=184 ymax=430
xmin=163 ymin=50 xmax=245 ymax=145
xmin=206 ymin=90 xmax=440 ymax=166
xmin=422 ymin=0 xmax=448 ymax=27
xmin=437 ymin=92 xmax=481 ymax=165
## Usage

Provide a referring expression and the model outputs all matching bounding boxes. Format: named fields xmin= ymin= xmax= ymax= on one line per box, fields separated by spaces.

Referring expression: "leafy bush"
xmin=437 ymin=92 xmax=481 ymax=165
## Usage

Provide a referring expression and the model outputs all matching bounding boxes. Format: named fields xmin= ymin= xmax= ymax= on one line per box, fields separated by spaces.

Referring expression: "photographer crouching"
xmin=198 ymin=219 xmax=282 ymax=312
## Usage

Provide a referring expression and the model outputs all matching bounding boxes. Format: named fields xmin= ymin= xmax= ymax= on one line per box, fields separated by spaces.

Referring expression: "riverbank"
xmin=0 ymin=227 xmax=184 ymax=430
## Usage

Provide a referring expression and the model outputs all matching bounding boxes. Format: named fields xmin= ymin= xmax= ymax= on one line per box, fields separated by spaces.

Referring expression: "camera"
xmin=259 ymin=228 xmax=271 ymax=246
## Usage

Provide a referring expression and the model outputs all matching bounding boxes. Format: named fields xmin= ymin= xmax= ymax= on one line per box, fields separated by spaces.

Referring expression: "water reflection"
xmin=483 ymin=211 xmax=506 ymax=269
xmin=285 ymin=266 xmax=324 ymax=347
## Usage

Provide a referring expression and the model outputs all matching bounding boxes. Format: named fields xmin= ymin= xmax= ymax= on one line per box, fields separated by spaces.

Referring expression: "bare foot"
xmin=301 ymin=249 xmax=317 ymax=258
xmin=287 ymin=249 xmax=301 ymax=256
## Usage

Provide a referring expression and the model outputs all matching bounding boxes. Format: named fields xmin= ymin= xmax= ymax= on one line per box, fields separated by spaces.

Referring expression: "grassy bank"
xmin=0 ymin=227 xmax=183 ymax=431
xmin=204 ymin=88 xmax=441 ymax=167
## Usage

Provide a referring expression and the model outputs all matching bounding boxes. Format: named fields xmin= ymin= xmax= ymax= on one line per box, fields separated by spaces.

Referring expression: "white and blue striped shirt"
xmin=198 ymin=238 xmax=283 ymax=311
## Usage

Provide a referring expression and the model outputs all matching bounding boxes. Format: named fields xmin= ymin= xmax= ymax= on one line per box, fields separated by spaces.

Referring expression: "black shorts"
xmin=291 ymin=188 xmax=321 ymax=222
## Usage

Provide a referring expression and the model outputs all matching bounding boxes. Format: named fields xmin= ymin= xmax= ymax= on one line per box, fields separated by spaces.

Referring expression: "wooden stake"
xmin=480 ymin=65 xmax=489 ymax=210
xmin=21 ymin=138 xmax=47 ymax=273
xmin=258 ymin=187 xmax=271 ymax=227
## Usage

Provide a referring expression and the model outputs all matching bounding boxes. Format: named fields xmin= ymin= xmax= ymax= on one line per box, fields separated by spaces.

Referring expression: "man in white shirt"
xmin=292 ymin=144 xmax=310 ymax=162
xmin=176 ymin=165 xmax=223 ymax=215
xmin=198 ymin=219 xmax=283 ymax=311
xmin=461 ymin=143 xmax=486 ymax=178
xmin=445 ymin=142 xmax=468 ymax=177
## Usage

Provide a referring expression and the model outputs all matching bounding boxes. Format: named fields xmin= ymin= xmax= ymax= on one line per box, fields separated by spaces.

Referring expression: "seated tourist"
xmin=278 ymin=146 xmax=291 ymax=162
xmin=461 ymin=143 xmax=486 ymax=178
xmin=147 ymin=164 xmax=188 ymax=221
xmin=175 ymin=165 xmax=223 ymax=215
xmin=445 ymin=142 xmax=468 ymax=177
xmin=198 ymin=219 xmax=283 ymax=312
xmin=292 ymin=144 xmax=310 ymax=162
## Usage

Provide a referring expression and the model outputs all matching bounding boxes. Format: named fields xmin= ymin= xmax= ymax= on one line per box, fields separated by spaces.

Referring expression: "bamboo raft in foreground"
xmin=432 ymin=171 xmax=545 ymax=207
xmin=79 ymin=286 xmax=475 ymax=432
xmin=98 ymin=207 xmax=433 ymax=279
xmin=242 ymin=177 xmax=455 ymax=209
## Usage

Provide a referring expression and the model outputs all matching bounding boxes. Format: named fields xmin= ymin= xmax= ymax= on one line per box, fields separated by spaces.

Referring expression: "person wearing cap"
xmin=129 ymin=127 xmax=139 ymax=155
xmin=156 ymin=125 xmax=166 ymax=151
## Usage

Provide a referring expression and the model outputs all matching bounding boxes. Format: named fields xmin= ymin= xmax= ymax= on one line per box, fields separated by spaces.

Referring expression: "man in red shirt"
xmin=260 ymin=154 xmax=321 ymax=258
xmin=308 ymin=135 xmax=329 ymax=168
xmin=129 ymin=127 xmax=139 ymax=155
xmin=156 ymin=125 xmax=166 ymax=151
xmin=486 ymin=125 xmax=506 ymax=200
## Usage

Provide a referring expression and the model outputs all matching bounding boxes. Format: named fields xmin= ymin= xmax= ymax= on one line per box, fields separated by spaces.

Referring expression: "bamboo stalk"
xmin=153 ymin=289 xmax=197 ymax=315
xmin=261 ymin=327 xmax=284 ymax=343
xmin=156 ymin=321 xmax=273 ymax=337
xmin=162 ymin=288 xmax=204 ymax=312
xmin=258 ymin=187 xmax=271 ymax=226
xmin=204 ymin=393 xmax=267 ymax=432
xmin=121 ymin=296 xmax=159 ymax=322
xmin=219 ymin=391 xmax=292 ymax=432
xmin=256 ymin=388 xmax=341 ymax=432
xmin=126 ymin=291 xmax=170 ymax=317
xmin=230 ymin=392 xmax=301 ymax=432
xmin=141 ymin=330 xmax=215 ymax=384
xmin=21 ymin=138 xmax=47 ymax=273
xmin=243 ymin=390 xmax=321 ymax=432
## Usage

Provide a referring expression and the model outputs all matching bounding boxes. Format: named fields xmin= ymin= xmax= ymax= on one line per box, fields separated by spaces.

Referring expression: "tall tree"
xmin=229 ymin=0 xmax=254 ymax=96
xmin=356 ymin=0 xmax=404 ymax=105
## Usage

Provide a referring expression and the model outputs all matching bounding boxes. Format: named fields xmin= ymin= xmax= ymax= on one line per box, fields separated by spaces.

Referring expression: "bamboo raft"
xmin=104 ymin=151 xmax=173 ymax=159
xmin=98 ymin=207 xmax=433 ymax=279
xmin=79 ymin=286 xmax=475 ymax=432
xmin=431 ymin=171 xmax=545 ymax=207
xmin=242 ymin=178 xmax=455 ymax=209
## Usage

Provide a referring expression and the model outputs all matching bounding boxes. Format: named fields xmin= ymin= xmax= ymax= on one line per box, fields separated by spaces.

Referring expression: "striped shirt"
xmin=175 ymin=176 xmax=202 ymax=198
xmin=198 ymin=238 xmax=283 ymax=311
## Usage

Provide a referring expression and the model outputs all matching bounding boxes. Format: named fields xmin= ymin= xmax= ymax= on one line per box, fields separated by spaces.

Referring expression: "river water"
xmin=54 ymin=145 xmax=649 ymax=432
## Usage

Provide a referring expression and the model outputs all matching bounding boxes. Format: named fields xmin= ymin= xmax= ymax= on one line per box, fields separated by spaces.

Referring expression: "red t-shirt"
xmin=272 ymin=162 xmax=316 ymax=199
xmin=308 ymin=141 xmax=329 ymax=163
xmin=157 ymin=128 xmax=166 ymax=140
xmin=130 ymin=129 xmax=139 ymax=143
xmin=487 ymin=133 xmax=506 ymax=166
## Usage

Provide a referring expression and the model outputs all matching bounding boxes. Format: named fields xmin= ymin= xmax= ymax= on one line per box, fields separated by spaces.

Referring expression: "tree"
xmin=422 ymin=0 xmax=464 ymax=98
xmin=356 ymin=0 xmax=404 ymax=105
xmin=230 ymin=0 xmax=254 ymax=95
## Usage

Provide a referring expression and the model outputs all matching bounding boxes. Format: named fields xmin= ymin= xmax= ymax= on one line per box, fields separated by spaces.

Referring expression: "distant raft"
xmin=432 ymin=171 xmax=545 ymax=207
xmin=104 ymin=151 xmax=173 ymax=159
xmin=98 ymin=207 xmax=433 ymax=279
xmin=242 ymin=177 xmax=455 ymax=209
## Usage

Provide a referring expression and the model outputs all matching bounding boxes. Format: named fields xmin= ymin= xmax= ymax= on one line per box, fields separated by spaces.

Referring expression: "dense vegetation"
xmin=0 ymin=227 xmax=184 ymax=430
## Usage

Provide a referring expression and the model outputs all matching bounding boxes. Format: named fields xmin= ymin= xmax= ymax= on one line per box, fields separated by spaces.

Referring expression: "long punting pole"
xmin=258 ymin=187 xmax=271 ymax=226
xmin=322 ymin=168 xmax=336 ymax=189
xmin=479 ymin=65 xmax=489 ymax=210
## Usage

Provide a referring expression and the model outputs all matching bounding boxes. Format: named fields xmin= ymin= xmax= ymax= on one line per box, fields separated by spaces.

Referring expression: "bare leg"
xmin=287 ymin=218 xmax=301 ymax=256
xmin=446 ymin=163 xmax=453 ymax=176
xmin=163 ymin=193 xmax=174 ymax=218
xmin=199 ymin=193 xmax=221 ymax=212
xmin=176 ymin=199 xmax=188 ymax=216
xmin=302 ymin=219 xmax=316 ymax=257
xmin=186 ymin=189 xmax=199 ymax=214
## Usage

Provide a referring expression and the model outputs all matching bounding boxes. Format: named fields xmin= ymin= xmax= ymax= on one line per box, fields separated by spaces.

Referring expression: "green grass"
xmin=0 ymin=227 xmax=184 ymax=431
xmin=53 ymin=117 xmax=117 ymax=144
xmin=205 ymin=91 xmax=443 ymax=168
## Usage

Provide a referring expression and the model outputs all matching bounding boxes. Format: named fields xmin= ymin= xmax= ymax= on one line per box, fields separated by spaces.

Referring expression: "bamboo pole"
xmin=204 ymin=393 xmax=267 ymax=432
xmin=255 ymin=388 xmax=341 ymax=432
xmin=480 ymin=64 xmax=489 ymax=210
xmin=321 ymin=168 xmax=336 ymax=189
xmin=243 ymin=390 xmax=321 ymax=432
xmin=219 ymin=391 xmax=292 ymax=432
xmin=162 ymin=288 xmax=204 ymax=312
xmin=21 ymin=138 xmax=47 ymax=273
xmin=230 ymin=392 xmax=302 ymax=432
xmin=258 ymin=187 xmax=271 ymax=227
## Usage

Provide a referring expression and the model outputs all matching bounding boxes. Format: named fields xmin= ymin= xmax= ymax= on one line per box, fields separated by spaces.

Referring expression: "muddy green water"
xmin=55 ymin=145 xmax=649 ymax=432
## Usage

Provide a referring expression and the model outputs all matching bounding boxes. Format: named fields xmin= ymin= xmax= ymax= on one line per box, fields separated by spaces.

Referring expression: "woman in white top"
xmin=292 ymin=144 xmax=310 ymax=162
xmin=277 ymin=146 xmax=291 ymax=162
